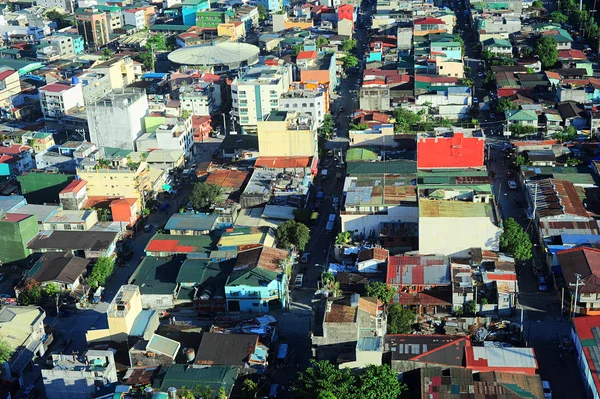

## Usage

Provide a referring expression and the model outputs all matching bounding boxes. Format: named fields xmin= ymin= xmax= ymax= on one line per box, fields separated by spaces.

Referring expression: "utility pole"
xmin=570 ymin=273 xmax=584 ymax=319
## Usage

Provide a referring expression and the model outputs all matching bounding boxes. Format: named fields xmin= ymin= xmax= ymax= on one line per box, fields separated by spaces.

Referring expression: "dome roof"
xmin=168 ymin=42 xmax=260 ymax=68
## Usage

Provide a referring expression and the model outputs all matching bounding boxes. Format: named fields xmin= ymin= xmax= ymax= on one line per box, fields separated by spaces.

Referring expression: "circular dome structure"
xmin=168 ymin=42 xmax=260 ymax=71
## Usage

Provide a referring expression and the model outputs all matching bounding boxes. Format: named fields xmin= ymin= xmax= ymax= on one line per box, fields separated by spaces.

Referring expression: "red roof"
xmin=297 ymin=51 xmax=317 ymax=60
xmin=110 ymin=198 xmax=137 ymax=206
xmin=205 ymin=169 xmax=248 ymax=189
xmin=496 ymin=88 xmax=532 ymax=98
xmin=0 ymin=154 xmax=16 ymax=164
xmin=59 ymin=179 xmax=87 ymax=195
xmin=255 ymin=156 xmax=313 ymax=169
xmin=146 ymin=238 xmax=197 ymax=253
xmin=415 ymin=75 xmax=458 ymax=83
xmin=0 ymin=69 xmax=15 ymax=81
xmin=396 ymin=292 xmax=451 ymax=306
xmin=40 ymin=83 xmax=72 ymax=93
xmin=486 ymin=272 xmax=517 ymax=281
xmin=417 ymin=133 xmax=485 ymax=169
xmin=124 ymin=7 xmax=143 ymax=12
xmin=558 ymin=49 xmax=587 ymax=60
xmin=512 ymin=139 xmax=557 ymax=147
xmin=178 ymin=33 xmax=198 ymax=39
xmin=546 ymin=71 xmax=562 ymax=80
xmin=414 ymin=17 xmax=445 ymax=25
xmin=573 ymin=316 xmax=600 ymax=394
xmin=1 ymin=213 xmax=30 ymax=223
xmin=0 ymin=144 xmax=30 ymax=155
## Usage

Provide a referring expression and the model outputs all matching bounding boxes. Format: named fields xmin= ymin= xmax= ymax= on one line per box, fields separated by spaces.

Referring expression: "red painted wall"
xmin=338 ymin=4 xmax=353 ymax=21
xmin=417 ymin=133 xmax=485 ymax=169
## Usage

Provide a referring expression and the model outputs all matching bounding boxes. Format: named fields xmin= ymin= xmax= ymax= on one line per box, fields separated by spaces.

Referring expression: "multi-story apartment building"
xmin=90 ymin=57 xmax=135 ymax=90
xmin=77 ymin=160 xmax=150 ymax=205
xmin=97 ymin=5 xmax=123 ymax=33
xmin=179 ymin=81 xmax=218 ymax=116
xmin=231 ymin=64 xmax=292 ymax=133
xmin=136 ymin=116 xmax=194 ymax=157
xmin=36 ymin=35 xmax=76 ymax=61
xmin=279 ymin=88 xmax=326 ymax=128
xmin=257 ymin=110 xmax=317 ymax=158
xmin=39 ymin=82 xmax=85 ymax=120
xmin=35 ymin=0 xmax=75 ymax=12
xmin=123 ymin=8 xmax=146 ymax=29
xmin=86 ymin=89 xmax=149 ymax=150
xmin=0 ymin=68 xmax=21 ymax=108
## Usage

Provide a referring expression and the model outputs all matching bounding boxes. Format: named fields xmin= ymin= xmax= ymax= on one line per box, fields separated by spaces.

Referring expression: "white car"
xmin=542 ymin=381 xmax=552 ymax=399
xmin=508 ymin=180 xmax=518 ymax=190
xmin=478 ymin=71 xmax=484 ymax=77
xmin=295 ymin=273 xmax=304 ymax=287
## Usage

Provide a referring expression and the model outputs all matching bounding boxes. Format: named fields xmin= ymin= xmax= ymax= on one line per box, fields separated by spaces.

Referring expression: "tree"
xmin=179 ymin=387 xmax=195 ymax=399
xmin=257 ymin=4 xmax=267 ymax=21
xmin=481 ymin=49 xmax=495 ymax=61
xmin=354 ymin=364 xmax=407 ymax=399
xmin=565 ymin=156 xmax=583 ymax=166
xmin=318 ymin=392 xmax=337 ymax=399
xmin=189 ymin=182 xmax=221 ymax=211
xmin=454 ymin=34 xmax=465 ymax=56
xmin=500 ymin=218 xmax=533 ymax=261
xmin=316 ymin=36 xmax=329 ymax=49
xmin=294 ymin=208 xmax=312 ymax=225
xmin=532 ymin=0 xmax=543 ymax=7
xmin=86 ymin=257 xmax=115 ymax=288
xmin=515 ymin=154 xmax=530 ymax=166
xmin=102 ymin=48 xmax=114 ymax=60
xmin=526 ymin=67 xmax=535 ymax=74
xmin=146 ymin=33 xmax=168 ymax=51
xmin=365 ymin=282 xmax=396 ymax=304
xmin=464 ymin=300 xmax=477 ymax=315
xmin=0 ymin=339 xmax=12 ymax=363
xmin=462 ymin=77 xmax=474 ymax=87
xmin=46 ymin=10 xmax=71 ymax=29
xmin=494 ymin=97 xmax=518 ymax=113
xmin=276 ymin=220 xmax=310 ymax=250
xmin=387 ymin=304 xmax=415 ymax=334
xmin=335 ymin=231 xmax=351 ymax=245
xmin=349 ymin=122 xmax=369 ymax=130
xmin=137 ymin=50 xmax=154 ymax=70
xmin=43 ymin=283 xmax=61 ymax=297
xmin=509 ymin=123 xmax=538 ymax=137
xmin=393 ymin=108 xmax=422 ymax=132
xmin=554 ymin=126 xmax=577 ymax=143
xmin=294 ymin=360 xmax=356 ymax=398
xmin=535 ymin=36 xmax=558 ymax=69
xmin=342 ymin=38 xmax=357 ymax=52
xmin=242 ymin=379 xmax=258 ymax=399
xmin=341 ymin=54 xmax=358 ymax=69
xmin=292 ymin=44 xmax=303 ymax=56
xmin=19 ymin=279 xmax=41 ymax=305
xmin=550 ymin=11 xmax=569 ymax=23
xmin=319 ymin=114 xmax=334 ymax=136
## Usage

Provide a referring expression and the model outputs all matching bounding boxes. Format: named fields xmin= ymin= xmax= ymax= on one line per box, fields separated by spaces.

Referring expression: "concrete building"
xmin=349 ymin=123 xmax=396 ymax=148
xmin=59 ymin=179 xmax=88 ymax=210
xmin=87 ymin=89 xmax=149 ymax=150
xmin=418 ymin=199 xmax=502 ymax=257
xmin=256 ymin=111 xmax=317 ymax=158
xmin=37 ymin=35 xmax=76 ymax=61
xmin=123 ymin=8 xmax=146 ymax=29
xmin=97 ymin=5 xmax=122 ymax=33
xmin=417 ymin=131 xmax=485 ymax=170
xmin=0 ymin=306 xmax=46 ymax=374
xmin=42 ymin=350 xmax=118 ymax=399
xmin=231 ymin=64 xmax=292 ymax=133
xmin=0 ymin=68 xmax=21 ymax=108
xmin=254 ymin=0 xmax=281 ymax=12
xmin=90 ymin=57 xmax=135 ymax=90
xmin=75 ymin=7 xmax=111 ymax=49
xmin=0 ymin=144 xmax=34 ymax=175
xmin=35 ymin=0 xmax=75 ymax=12
xmin=39 ymin=82 xmax=84 ymax=121
xmin=573 ymin=315 xmax=600 ymax=399
xmin=86 ymin=285 xmax=143 ymax=343
xmin=178 ymin=81 xmax=218 ymax=116
xmin=77 ymin=161 xmax=150 ymax=205
xmin=77 ymin=71 xmax=112 ymax=105
xmin=136 ymin=116 xmax=194 ymax=157
xmin=0 ymin=212 xmax=38 ymax=264
xmin=279 ymin=88 xmax=326 ymax=128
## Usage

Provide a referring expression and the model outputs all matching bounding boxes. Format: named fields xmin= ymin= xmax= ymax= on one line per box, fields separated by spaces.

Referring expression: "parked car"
xmin=508 ymin=180 xmax=518 ymax=190
xmin=542 ymin=381 xmax=552 ymax=398
xmin=538 ymin=276 xmax=548 ymax=292
xmin=295 ymin=273 xmax=304 ymax=287
xmin=143 ymin=224 xmax=153 ymax=233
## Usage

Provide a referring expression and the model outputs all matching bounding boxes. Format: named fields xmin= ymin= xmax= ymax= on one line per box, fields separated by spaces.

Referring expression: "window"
xmin=64 ymin=224 xmax=72 ymax=230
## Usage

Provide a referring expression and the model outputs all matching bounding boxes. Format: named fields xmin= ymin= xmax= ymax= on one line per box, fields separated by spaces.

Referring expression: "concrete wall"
xmin=341 ymin=206 xmax=419 ymax=236
xmin=140 ymin=294 xmax=174 ymax=310
xmin=419 ymin=217 xmax=501 ymax=257
xmin=360 ymin=86 xmax=391 ymax=111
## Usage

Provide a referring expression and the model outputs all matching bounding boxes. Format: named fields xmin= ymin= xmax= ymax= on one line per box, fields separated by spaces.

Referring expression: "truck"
xmin=276 ymin=343 xmax=288 ymax=368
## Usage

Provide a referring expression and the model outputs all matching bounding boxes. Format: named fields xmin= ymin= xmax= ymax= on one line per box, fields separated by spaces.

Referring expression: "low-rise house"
xmin=417 ymin=131 xmax=485 ymax=169
xmin=27 ymin=230 xmax=119 ymax=258
xmin=152 ymin=365 xmax=238 ymax=397
xmin=0 ymin=144 xmax=33 ymax=175
xmin=217 ymin=226 xmax=276 ymax=251
xmin=176 ymin=258 xmax=233 ymax=312
xmin=540 ymin=27 xmax=573 ymax=50
xmin=42 ymin=350 xmax=118 ymax=399
xmin=145 ymin=234 xmax=214 ymax=257
xmin=465 ymin=346 xmax=538 ymax=374
xmin=482 ymin=38 xmax=513 ymax=56
xmin=27 ymin=252 xmax=90 ymax=292
xmin=0 ymin=306 xmax=46 ymax=375
xmin=522 ymin=150 xmax=556 ymax=166
xmin=129 ymin=333 xmax=180 ymax=367
xmin=385 ymin=334 xmax=467 ymax=373
xmin=349 ymin=123 xmax=396 ymax=148
xmin=356 ymin=247 xmax=388 ymax=273
xmin=504 ymin=109 xmax=538 ymax=128
xmin=572 ymin=315 xmax=600 ymax=398
xmin=165 ymin=213 xmax=218 ymax=236
xmin=195 ymin=332 xmax=268 ymax=370
xmin=131 ymin=256 xmax=185 ymax=309
xmin=557 ymin=101 xmax=588 ymax=129
xmin=225 ymin=246 xmax=289 ymax=313
xmin=557 ymin=247 xmax=600 ymax=315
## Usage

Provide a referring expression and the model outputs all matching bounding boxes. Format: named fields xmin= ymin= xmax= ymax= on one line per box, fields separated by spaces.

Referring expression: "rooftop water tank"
xmin=71 ymin=76 xmax=79 ymax=85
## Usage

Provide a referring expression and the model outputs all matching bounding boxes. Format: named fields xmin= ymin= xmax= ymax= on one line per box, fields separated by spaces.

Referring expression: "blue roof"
xmin=547 ymin=245 xmax=571 ymax=255
xmin=165 ymin=213 xmax=218 ymax=232
xmin=447 ymin=86 xmax=470 ymax=94
xmin=561 ymin=234 xmax=600 ymax=246
xmin=142 ymin=72 xmax=168 ymax=80
xmin=130 ymin=309 xmax=157 ymax=337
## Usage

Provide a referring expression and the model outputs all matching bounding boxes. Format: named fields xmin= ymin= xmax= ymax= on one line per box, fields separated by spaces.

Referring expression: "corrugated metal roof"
xmin=165 ymin=213 xmax=218 ymax=232
xmin=419 ymin=199 xmax=490 ymax=218
xmin=467 ymin=347 xmax=537 ymax=370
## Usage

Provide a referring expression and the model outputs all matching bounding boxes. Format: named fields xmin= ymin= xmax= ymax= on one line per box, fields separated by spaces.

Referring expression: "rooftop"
xmin=153 ymin=364 xmax=237 ymax=393
xmin=27 ymin=230 xmax=118 ymax=251
xmin=384 ymin=335 xmax=466 ymax=364
xmin=195 ymin=332 xmax=260 ymax=366
xmin=131 ymin=256 xmax=185 ymax=295
xmin=387 ymin=255 xmax=450 ymax=286
xmin=343 ymin=176 xmax=417 ymax=207
xmin=419 ymin=199 xmax=492 ymax=218
xmin=527 ymin=178 xmax=589 ymax=218
xmin=165 ymin=213 xmax=218 ymax=233
xmin=28 ymin=252 xmax=89 ymax=285
xmin=465 ymin=346 xmax=538 ymax=370
xmin=557 ymin=247 xmax=600 ymax=294
xmin=145 ymin=233 xmax=214 ymax=254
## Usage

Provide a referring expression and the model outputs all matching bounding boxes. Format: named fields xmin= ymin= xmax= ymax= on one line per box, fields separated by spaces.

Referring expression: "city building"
xmin=182 ymin=0 xmax=210 ymax=26
xmin=279 ymin=88 xmax=326 ymax=128
xmin=77 ymin=160 xmax=150 ymax=205
xmin=37 ymin=35 xmax=76 ymax=61
xmin=179 ymin=81 xmax=219 ymax=116
xmin=86 ymin=285 xmax=143 ymax=343
xmin=97 ymin=5 xmax=123 ymax=33
xmin=42 ymin=350 xmax=118 ymax=399
xmin=136 ymin=116 xmax=194 ymax=157
xmin=39 ymin=82 xmax=85 ymax=120
xmin=75 ymin=7 xmax=111 ymax=49
xmin=87 ymin=89 xmax=149 ymax=150
xmin=123 ymin=8 xmax=146 ymax=30
xmin=231 ymin=64 xmax=292 ymax=132
xmin=0 ymin=68 xmax=21 ymax=108
xmin=557 ymin=247 xmax=600 ymax=315
xmin=417 ymin=131 xmax=486 ymax=170
xmin=27 ymin=252 xmax=90 ymax=292
xmin=30 ymin=132 xmax=55 ymax=153
xmin=90 ymin=57 xmax=135 ymax=90
xmin=253 ymin=0 xmax=281 ymax=12
xmin=0 ymin=212 xmax=37 ymax=264
xmin=217 ymin=21 xmax=246 ymax=41
xmin=0 ymin=144 xmax=34 ymax=175
xmin=0 ymin=306 xmax=46 ymax=375
xmin=573 ymin=315 xmax=600 ymax=399
xmin=257 ymin=111 xmax=317 ymax=158
xmin=194 ymin=333 xmax=268 ymax=370
xmin=59 ymin=179 xmax=88 ymax=210
xmin=35 ymin=0 xmax=75 ymax=12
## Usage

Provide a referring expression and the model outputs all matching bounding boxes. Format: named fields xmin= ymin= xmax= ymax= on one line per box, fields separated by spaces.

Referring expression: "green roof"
xmin=484 ymin=38 xmax=512 ymax=48
xmin=32 ymin=132 xmax=52 ymax=139
xmin=0 ymin=49 xmax=21 ymax=55
xmin=227 ymin=266 xmax=279 ymax=287
xmin=147 ymin=334 xmax=180 ymax=358
xmin=153 ymin=364 xmax=237 ymax=394
xmin=102 ymin=147 xmax=132 ymax=159
xmin=505 ymin=109 xmax=538 ymax=121
xmin=97 ymin=5 xmax=121 ymax=11
xmin=346 ymin=147 xmax=379 ymax=161
xmin=431 ymin=41 xmax=461 ymax=47
xmin=151 ymin=24 xmax=193 ymax=31
xmin=132 ymin=256 xmax=184 ymax=295
xmin=418 ymin=184 xmax=493 ymax=194
xmin=346 ymin=160 xmax=417 ymax=175
xmin=220 ymin=133 xmax=258 ymax=151
xmin=417 ymin=169 xmax=490 ymax=184
xmin=176 ymin=258 xmax=234 ymax=284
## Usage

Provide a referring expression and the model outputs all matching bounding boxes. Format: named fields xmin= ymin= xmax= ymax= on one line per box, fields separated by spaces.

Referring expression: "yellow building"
xmin=31 ymin=132 xmax=56 ymax=153
xmin=91 ymin=56 xmax=135 ymax=90
xmin=77 ymin=161 xmax=150 ymax=205
xmin=257 ymin=110 xmax=318 ymax=158
xmin=435 ymin=59 xmax=464 ymax=78
xmin=86 ymin=285 xmax=144 ymax=344
xmin=0 ymin=68 xmax=21 ymax=107
xmin=217 ymin=21 xmax=246 ymax=41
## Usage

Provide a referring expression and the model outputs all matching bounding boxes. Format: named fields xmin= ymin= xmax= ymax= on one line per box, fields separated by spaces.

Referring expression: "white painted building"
xmin=418 ymin=199 xmax=502 ymax=257
xmin=178 ymin=81 xmax=218 ymax=116
xmin=87 ymin=89 xmax=149 ymax=150
xmin=39 ymin=82 xmax=84 ymax=120
xmin=122 ymin=8 xmax=146 ymax=29
xmin=231 ymin=64 xmax=292 ymax=133
xmin=35 ymin=0 xmax=75 ymax=12
xmin=279 ymin=89 xmax=326 ymax=128
xmin=135 ymin=116 xmax=194 ymax=157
